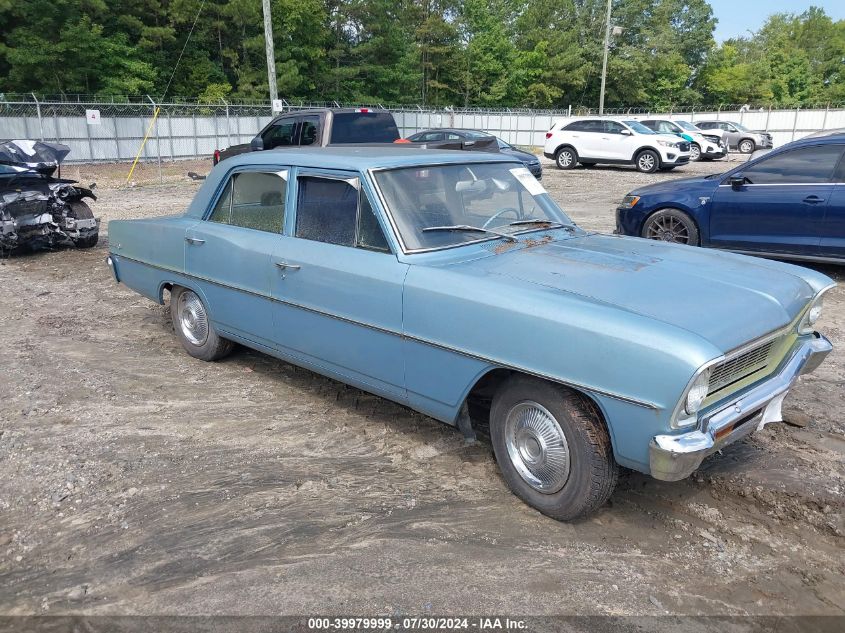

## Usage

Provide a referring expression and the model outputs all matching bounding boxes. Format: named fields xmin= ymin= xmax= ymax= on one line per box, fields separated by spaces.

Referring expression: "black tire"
xmin=689 ymin=143 xmax=701 ymax=162
xmin=489 ymin=376 xmax=619 ymax=521
xmin=635 ymin=149 xmax=660 ymax=173
xmin=555 ymin=146 xmax=578 ymax=170
xmin=738 ymin=138 xmax=755 ymax=154
xmin=69 ymin=201 xmax=99 ymax=248
xmin=170 ymin=286 xmax=234 ymax=361
xmin=641 ymin=208 xmax=700 ymax=246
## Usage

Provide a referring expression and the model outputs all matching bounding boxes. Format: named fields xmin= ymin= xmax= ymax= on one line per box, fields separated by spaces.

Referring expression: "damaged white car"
xmin=0 ymin=140 xmax=99 ymax=253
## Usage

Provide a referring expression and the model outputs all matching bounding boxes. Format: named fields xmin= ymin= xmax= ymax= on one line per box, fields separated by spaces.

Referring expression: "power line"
xmin=160 ymin=0 xmax=207 ymax=103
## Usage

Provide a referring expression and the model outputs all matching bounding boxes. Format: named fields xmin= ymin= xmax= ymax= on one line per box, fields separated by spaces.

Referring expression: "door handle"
xmin=275 ymin=261 xmax=301 ymax=270
xmin=802 ymin=195 xmax=824 ymax=204
xmin=185 ymin=237 xmax=205 ymax=244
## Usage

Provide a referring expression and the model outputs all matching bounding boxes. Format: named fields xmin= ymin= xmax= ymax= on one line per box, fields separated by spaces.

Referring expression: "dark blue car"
xmin=616 ymin=132 xmax=845 ymax=264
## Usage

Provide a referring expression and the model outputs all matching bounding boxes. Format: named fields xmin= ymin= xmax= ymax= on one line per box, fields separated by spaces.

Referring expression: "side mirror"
xmin=620 ymin=129 xmax=632 ymax=136
xmin=729 ymin=175 xmax=746 ymax=189
xmin=250 ymin=137 xmax=264 ymax=151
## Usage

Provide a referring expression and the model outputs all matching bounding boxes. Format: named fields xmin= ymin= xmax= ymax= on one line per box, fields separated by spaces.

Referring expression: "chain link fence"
xmin=2 ymin=94 xmax=844 ymax=168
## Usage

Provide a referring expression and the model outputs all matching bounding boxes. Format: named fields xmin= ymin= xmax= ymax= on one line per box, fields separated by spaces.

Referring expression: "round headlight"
xmin=799 ymin=296 xmax=824 ymax=334
xmin=685 ymin=369 xmax=710 ymax=415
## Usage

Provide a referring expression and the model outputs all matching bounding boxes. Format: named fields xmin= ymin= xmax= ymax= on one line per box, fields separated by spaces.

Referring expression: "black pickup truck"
xmin=212 ymin=108 xmax=497 ymax=164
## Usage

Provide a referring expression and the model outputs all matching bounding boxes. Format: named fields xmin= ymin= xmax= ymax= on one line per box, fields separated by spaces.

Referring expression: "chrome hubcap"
xmin=559 ymin=151 xmax=573 ymax=167
xmin=504 ymin=401 xmax=570 ymax=493
xmin=646 ymin=215 xmax=690 ymax=243
xmin=691 ymin=145 xmax=700 ymax=160
xmin=638 ymin=154 xmax=655 ymax=171
xmin=178 ymin=290 xmax=209 ymax=346
xmin=740 ymin=141 xmax=752 ymax=153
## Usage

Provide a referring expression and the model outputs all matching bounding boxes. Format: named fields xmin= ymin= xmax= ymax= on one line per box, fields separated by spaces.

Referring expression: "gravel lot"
xmin=1 ymin=155 xmax=843 ymax=616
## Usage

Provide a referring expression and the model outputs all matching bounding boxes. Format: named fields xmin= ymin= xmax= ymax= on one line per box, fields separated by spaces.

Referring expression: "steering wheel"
xmin=482 ymin=207 xmax=522 ymax=229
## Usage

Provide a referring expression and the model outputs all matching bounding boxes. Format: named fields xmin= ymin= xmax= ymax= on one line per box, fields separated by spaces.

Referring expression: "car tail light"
xmin=213 ymin=149 xmax=220 ymax=165
xmin=545 ymin=132 xmax=553 ymax=139
xmin=356 ymin=108 xmax=370 ymax=113
xmin=394 ymin=138 xmax=411 ymax=143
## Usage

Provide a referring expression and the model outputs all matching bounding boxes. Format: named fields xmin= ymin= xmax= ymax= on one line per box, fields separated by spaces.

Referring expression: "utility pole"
xmin=598 ymin=0 xmax=612 ymax=115
xmin=262 ymin=0 xmax=278 ymax=103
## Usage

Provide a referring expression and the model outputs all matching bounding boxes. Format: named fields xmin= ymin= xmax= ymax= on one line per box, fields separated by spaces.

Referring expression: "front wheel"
xmin=738 ymin=138 xmax=755 ymax=154
xmin=170 ymin=286 xmax=234 ymax=361
xmin=69 ymin=201 xmax=99 ymax=248
xmin=689 ymin=143 xmax=701 ymax=161
xmin=555 ymin=147 xmax=577 ymax=170
xmin=490 ymin=376 xmax=619 ymax=521
xmin=635 ymin=150 xmax=659 ymax=173
xmin=642 ymin=208 xmax=700 ymax=246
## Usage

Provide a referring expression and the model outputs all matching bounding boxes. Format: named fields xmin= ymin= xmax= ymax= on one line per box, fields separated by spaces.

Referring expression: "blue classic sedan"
xmin=108 ymin=147 xmax=834 ymax=520
xmin=616 ymin=132 xmax=845 ymax=263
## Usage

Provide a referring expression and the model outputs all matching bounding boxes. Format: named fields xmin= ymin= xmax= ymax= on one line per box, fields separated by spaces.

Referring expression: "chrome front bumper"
xmin=649 ymin=334 xmax=832 ymax=481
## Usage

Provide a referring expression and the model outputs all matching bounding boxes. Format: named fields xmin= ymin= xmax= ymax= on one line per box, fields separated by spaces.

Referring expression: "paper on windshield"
xmin=509 ymin=167 xmax=547 ymax=196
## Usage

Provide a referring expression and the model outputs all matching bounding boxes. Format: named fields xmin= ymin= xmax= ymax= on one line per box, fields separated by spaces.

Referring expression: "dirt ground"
xmin=1 ymin=155 xmax=843 ymax=617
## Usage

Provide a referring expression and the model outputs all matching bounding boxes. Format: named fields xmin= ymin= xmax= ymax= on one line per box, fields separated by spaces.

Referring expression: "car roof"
xmin=222 ymin=145 xmax=517 ymax=170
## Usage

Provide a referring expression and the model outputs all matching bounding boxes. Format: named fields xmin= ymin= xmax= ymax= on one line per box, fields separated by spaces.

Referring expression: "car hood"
xmin=453 ymin=233 xmax=828 ymax=352
xmin=502 ymin=147 xmax=539 ymax=162
xmin=628 ymin=174 xmax=720 ymax=196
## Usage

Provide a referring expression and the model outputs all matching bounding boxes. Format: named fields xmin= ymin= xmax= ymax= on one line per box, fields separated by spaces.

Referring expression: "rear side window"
xmin=295 ymin=175 xmax=390 ymax=251
xmin=299 ymin=116 xmax=319 ymax=146
xmin=330 ymin=112 xmax=400 ymax=144
xmin=742 ymin=145 xmax=844 ymax=184
xmin=208 ymin=171 xmax=286 ymax=233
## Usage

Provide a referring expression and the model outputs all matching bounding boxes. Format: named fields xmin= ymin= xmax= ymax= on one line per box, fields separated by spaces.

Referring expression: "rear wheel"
xmin=489 ymin=376 xmax=618 ymax=521
xmin=738 ymin=138 xmax=755 ymax=154
xmin=555 ymin=147 xmax=577 ymax=170
xmin=635 ymin=150 xmax=659 ymax=173
xmin=170 ymin=286 xmax=234 ymax=361
xmin=642 ymin=208 xmax=700 ymax=246
xmin=69 ymin=201 xmax=99 ymax=248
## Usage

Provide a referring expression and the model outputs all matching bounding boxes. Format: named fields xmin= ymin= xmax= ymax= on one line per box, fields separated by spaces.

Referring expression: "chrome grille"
xmin=708 ymin=340 xmax=774 ymax=394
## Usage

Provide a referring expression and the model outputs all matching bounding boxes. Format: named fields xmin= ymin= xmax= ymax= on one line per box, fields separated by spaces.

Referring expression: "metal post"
xmin=791 ymin=107 xmax=799 ymax=141
xmin=31 ymin=93 xmax=44 ymax=140
xmin=262 ymin=0 xmax=278 ymax=103
xmin=192 ymin=111 xmax=199 ymax=157
xmin=147 ymin=95 xmax=162 ymax=184
xmin=822 ymin=103 xmax=829 ymax=131
xmin=223 ymin=98 xmax=231 ymax=147
xmin=84 ymin=103 xmax=95 ymax=161
xmin=765 ymin=105 xmax=771 ymax=131
xmin=168 ymin=111 xmax=175 ymax=159
xmin=598 ymin=0 xmax=613 ymax=115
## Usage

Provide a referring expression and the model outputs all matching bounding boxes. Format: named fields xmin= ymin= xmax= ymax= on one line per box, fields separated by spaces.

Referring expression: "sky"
xmin=709 ymin=0 xmax=845 ymax=41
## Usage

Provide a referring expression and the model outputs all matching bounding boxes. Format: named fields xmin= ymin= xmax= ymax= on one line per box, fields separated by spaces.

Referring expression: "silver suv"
xmin=695 ymin=120 xmax=773 ymax=154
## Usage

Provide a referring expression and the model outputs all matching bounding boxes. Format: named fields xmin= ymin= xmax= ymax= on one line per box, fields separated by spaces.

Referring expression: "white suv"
xmin=543 ymin=118 xmax=691 ymax=173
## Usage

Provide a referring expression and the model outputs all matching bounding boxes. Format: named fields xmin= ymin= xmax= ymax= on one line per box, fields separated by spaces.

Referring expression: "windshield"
xmin=733 ymin=122 xmax=750 ymax=132
xmin=623 ymin=120 xmax=655 ymax=134
xmin=676 ymin=120 xmax=699 ymax=132
xmin=372 ymin=162 xmax=573 ymax=251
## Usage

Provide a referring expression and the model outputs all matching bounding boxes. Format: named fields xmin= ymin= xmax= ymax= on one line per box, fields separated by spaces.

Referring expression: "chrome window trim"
xmin=112 ymin=253 xmax=660 ymax=410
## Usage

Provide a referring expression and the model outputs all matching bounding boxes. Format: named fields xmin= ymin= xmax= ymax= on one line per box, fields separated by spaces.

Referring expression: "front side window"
xmin=207 ymin=171 xmax=286 ymax=233
xmin=262 ymin=120 xmax=297 ymax=149
xmin=373 ymin=162 xmax=573 ymax=251
xmin=741 ymin=145 xmax=844 ymax=184
xmin=604 ymin=121 xmax=626 ymax=134
xmin=622 ymin=120 xmax=655 ymax=134
xmin=295 ymin=175 xmax=390 ymax=251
